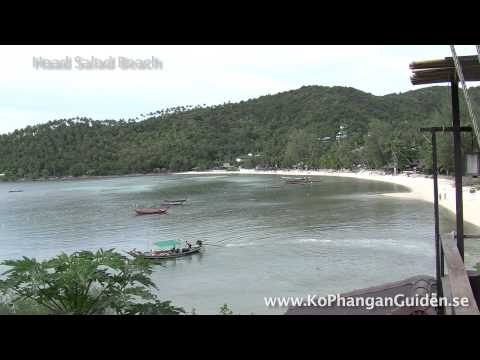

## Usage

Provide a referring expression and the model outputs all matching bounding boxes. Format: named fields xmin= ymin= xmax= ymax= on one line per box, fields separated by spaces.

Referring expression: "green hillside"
xmin=1 ymin=85 xmax=479 ymax=180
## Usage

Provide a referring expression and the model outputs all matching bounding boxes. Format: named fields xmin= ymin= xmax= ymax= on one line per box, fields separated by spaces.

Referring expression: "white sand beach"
xmin=179 ymin=168 xmax=480 ymax=228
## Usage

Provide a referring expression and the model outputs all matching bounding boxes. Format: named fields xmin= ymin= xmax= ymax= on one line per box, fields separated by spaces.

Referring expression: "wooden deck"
xmin=440 ymin=232 xmax=479 ymax=315
xmin=285 ymin=232 xmax=480 ymax=315
xmin=285 ymin=275 xmax=438 ymax=315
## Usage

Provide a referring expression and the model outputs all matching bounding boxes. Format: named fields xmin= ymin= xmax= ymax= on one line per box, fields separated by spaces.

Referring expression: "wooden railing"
xmin=440 ymin=232 xmax=480 ymax=315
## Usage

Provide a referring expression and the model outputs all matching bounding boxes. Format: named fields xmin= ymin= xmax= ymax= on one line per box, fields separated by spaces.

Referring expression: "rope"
xmin=204 ymin=237 xmax=231 ymax=246
xmin=202 ymin=243 xmax=224 ymax=248
xmin=422 ymin=132 xmax=432 ymax=145
xmin=450 ymin=45 xmax=480 ymax=149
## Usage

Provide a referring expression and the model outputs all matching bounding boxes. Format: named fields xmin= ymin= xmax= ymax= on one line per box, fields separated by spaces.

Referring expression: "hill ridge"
xmin=1 ymin=85 xmax=478 ymax=180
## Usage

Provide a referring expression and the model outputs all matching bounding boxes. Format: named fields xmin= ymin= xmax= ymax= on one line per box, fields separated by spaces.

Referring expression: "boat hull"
xmin=162 ymin=199 xmax=187 ymax=205
xmin=129 ymin=246 xmax=202 ymax=260
xmin=135 ymin=208 xmax=168 ymax=215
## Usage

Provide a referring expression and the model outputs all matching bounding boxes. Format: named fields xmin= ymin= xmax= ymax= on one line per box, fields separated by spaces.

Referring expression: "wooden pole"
xmin=431 ymin=131 xmax=444 ymax=313
xmin=451 ymin=78 xmax=465 ymax=260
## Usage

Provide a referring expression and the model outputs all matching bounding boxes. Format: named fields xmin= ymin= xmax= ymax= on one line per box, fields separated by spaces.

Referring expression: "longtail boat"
xmin=282 ymin=176 xmax=321 ymax=184
xmin=163 ymin=199 xmax=187 ymax=205
xmin=128 ymin=240 xmax=203 ymax=260
xmin=285 ymin=177 xmax=312 ymax=184
xmin=135 ymin=208 xmax=168 ymax=215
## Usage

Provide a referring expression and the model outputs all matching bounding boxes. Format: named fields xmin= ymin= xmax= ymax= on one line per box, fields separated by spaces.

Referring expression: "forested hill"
xmin=1 ymin=85 xmax=479 ymax=180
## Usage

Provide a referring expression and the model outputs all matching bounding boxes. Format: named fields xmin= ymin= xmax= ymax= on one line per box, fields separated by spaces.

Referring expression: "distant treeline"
xmin=1 ymin=85 xmax=479 ymax=181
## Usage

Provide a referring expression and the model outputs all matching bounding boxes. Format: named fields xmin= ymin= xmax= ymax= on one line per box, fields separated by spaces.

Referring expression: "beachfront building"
xmin=219 ymin=162 xmax=239 ymax=171
xmin=235 ymin=153 xmax=264 ymax=169
xmin=335 ymin=125 xmax=348 ymax=141
xmin=406 ymin=159 xmax=426 ymax=174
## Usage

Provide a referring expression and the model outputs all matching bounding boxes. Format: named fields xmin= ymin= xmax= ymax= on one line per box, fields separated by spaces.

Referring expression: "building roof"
xmin=410 ymin=55 xmax=480 ymax=85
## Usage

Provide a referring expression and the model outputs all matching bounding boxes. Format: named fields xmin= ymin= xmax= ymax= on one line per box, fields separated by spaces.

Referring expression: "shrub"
xmin=0 ymin=249 xmax=184 ymax=315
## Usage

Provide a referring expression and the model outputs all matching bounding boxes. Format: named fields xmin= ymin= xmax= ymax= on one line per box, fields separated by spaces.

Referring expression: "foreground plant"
xmin=0 ymin=249 xmax=184 ymax=315
xmin=0 ymin=295 xmax=50 ymax=315
xmin=219 ymin=303 xmax=234 ymax=315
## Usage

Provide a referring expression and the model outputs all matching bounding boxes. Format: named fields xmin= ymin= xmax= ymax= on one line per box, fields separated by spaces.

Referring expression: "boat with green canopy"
xmin=128 ymin=239 xmax=203 ymax=260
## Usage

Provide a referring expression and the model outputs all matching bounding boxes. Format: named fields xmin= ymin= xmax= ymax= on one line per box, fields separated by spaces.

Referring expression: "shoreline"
xmin=1 ymin=172 xmax=173 ymax=183
xmin=178 ymin=168 xmax=480 ymax=229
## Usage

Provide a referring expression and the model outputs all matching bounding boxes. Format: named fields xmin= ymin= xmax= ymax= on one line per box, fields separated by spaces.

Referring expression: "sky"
xmin=0 ymin=45 xmax=478 ymax=134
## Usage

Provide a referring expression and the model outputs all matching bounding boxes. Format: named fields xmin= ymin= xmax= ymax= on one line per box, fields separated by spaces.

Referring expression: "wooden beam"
xmin=441 ymin=276 xmax=454 ymax=315
xmin=410 ymin=56 xmax=480 ymax=70
xmin=464 ymin=234 xmax=480 ymax=239
xmin=419 ymin=126 xmax=472 ymax=132
xmin=440 ymin=232 xmax=480 ymax=315
xmin=412 ymin=65 xmax=480 ymax=74
xmin=411 ymin=75 xmax=480 ymax=85
xmin=410 ymin=55 xmax=480 ymax=84
xmin=411 ymin=69 xmax=480 ymax=84
xmin=411 ymin=77 xmax=451 ymax=85
xmin=412 ymin=69 xmax=480 ymax=78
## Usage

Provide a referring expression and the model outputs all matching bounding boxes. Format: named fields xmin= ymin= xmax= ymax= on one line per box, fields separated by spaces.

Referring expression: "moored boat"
xmin=283 ymin=176 xmax=320 ymax=184
xmin=285 ymin=178 xmax=312 ymax=184
xmin=285 ymin=180 xmax=310 ymax=184
xmin=135 ymin=207 xmax=168 ymax=215
xmin=163 ymin=199 xmax=187 ymax=205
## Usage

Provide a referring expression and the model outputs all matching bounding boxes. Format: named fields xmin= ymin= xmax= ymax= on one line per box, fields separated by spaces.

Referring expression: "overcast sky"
xmin=0 ymin=45 xmax=478 ymax=134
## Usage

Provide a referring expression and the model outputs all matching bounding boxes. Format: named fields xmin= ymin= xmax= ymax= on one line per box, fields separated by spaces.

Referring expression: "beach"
xmin=179 ymin=168 xmax=480 ymax=229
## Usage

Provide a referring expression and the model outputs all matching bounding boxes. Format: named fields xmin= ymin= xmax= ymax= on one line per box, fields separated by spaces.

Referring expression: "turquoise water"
xmin=0 ymin=174 xmax=477 ymax=314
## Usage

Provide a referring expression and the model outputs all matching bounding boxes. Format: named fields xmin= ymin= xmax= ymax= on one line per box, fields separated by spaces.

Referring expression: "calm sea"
xmin=1 ymin=174 xmax=479 ymax=314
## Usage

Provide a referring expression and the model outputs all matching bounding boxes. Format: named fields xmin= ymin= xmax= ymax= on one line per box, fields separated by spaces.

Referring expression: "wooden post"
xmin=451 ymin=79 xmax=465 ymax=260
xmin=431 ymin=131 xmax=443 ymax=312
